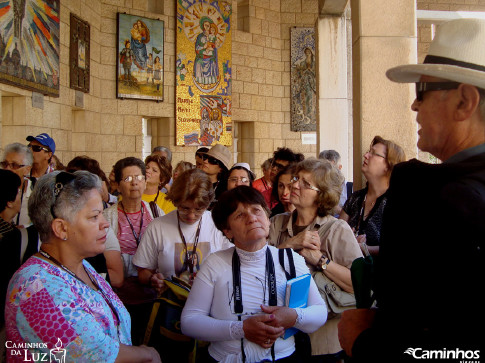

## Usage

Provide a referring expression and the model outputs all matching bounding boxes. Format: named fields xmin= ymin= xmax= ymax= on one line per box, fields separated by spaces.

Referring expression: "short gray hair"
xmin=2 ymin=143 xmax=33 ymax=166
xmin=28 ymin=171 xmax=102 ymax=243
xmin=152 ymin=146 xmax=172 ymax=162
xmin=318 ymin=150 xmax=341 ymax=165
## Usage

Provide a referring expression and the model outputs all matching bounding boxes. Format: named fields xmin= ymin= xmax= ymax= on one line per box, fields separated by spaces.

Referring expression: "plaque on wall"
xmin=0 ymin=0 xmax=60 ymax=97
xmin=290 ymin=27 xmax=317 ymax=131
xmin=70 ymin=13 xmax=90 ymax=93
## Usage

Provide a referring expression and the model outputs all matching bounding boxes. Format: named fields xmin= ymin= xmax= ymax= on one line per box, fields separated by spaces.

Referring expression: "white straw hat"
xmin=231 ymin=162 xmax=256 ymax=179
xmin=387 ymin=18 xmax=485 ymax=89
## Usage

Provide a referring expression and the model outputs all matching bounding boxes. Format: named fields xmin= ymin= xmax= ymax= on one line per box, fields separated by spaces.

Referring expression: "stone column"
xmin=351 ymin=0 xmax=417 ymax=189
xmin=317 ymin=11 xmax=352 ymax=182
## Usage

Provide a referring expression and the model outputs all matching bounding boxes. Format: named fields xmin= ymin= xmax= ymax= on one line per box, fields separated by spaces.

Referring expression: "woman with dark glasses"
xmin=103 ymin=157 xmax=163 ymax=286
xmin=197 ymin=144 xmax=232 ymax=207
xmin=4 ymin=171 xmax=160 ymax=362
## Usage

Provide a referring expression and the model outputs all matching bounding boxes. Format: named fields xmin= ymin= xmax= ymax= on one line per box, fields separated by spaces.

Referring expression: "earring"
xmin=63 ymin=236 xmax=67 ymax=241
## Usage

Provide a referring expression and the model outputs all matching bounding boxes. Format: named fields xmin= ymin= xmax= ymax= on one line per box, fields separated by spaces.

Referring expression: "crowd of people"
xmin=0 ymin=17 xmax=483 ymax=363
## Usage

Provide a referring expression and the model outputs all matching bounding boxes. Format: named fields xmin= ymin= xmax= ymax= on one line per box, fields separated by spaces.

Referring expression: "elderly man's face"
xmin=411 ymin=75 xmax=456 ymax=159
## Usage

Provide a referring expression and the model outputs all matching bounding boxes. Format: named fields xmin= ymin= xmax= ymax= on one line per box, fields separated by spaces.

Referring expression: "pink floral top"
xmin=4 ymin=257 xmax=132 ymax=362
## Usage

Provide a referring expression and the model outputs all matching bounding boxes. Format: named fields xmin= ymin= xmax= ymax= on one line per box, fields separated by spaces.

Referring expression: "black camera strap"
xmin=232 ymin=247 xmax=277 ymax=363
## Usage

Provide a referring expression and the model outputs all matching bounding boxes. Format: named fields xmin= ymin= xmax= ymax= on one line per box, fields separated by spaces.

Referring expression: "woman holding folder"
xmin=181 ymin=186 xmax=326 ymax=362
xmin=268 ymin=158 xmax=363 ymax=362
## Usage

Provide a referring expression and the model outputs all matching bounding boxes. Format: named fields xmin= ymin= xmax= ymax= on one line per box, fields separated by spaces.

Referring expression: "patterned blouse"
xmin=342 ymin=187 xmax=387 ymax=246
xmin=5 ymin=256 xmax=132 ymax=363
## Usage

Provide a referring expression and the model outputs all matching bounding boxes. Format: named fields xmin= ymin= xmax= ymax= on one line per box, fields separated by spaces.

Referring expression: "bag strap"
xmin=278 ymin=248 xmax=296 ymax=280
xmin=149 ymin=201 xmax=160 ymax=218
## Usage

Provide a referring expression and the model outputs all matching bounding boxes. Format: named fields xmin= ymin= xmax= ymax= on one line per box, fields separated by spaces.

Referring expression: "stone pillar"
xmin=351 ymin=0 xmax=417 ymax=189
xmin=317 ymin=11 xmax=352 ymax=182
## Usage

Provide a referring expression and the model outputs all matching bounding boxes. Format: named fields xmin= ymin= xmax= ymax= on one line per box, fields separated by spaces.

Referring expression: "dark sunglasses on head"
xmin=0 ymin=161 xmax=26 ymax=170
xmin=51 ymin=172 xmax=77 ymax=218
xmin=201 ymin=154 xmax=221 ymax=166
xmin=415 ymin=82 xmax=460 ymax=102
xmin=28 ymin=144 xmax=50 ymax=153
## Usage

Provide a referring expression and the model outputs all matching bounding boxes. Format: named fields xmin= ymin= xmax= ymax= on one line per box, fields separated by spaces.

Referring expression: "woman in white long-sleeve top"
xmin=181 ymin=186 xmax=326 ymax=363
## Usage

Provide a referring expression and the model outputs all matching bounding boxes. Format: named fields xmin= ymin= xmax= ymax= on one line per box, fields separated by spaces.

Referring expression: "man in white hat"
xmin=338 ymin=18 xmax=485 ymax=361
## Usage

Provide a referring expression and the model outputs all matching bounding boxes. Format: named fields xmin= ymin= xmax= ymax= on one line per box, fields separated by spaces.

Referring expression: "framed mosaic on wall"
xmin=116 ymin=13 xmax=164 ymax=101
xmin=70 ymin=13 xmax=90 ymax=93
xmin=176 ymin=0 xmax=232 ymax=146
xmin=0 ymin=0 xmax=60 ymax=97
xmin=290 ymin=27 xmax=317 ymax=131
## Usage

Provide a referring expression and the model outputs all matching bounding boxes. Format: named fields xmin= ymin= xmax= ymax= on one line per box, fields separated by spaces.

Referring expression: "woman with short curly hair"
xmin=268 ymin=158 xmax=363 ymax=361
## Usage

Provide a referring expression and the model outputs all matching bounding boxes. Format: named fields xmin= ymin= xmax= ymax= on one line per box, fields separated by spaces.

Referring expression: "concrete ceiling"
xmin=319 ymin=0 xmax=349 ymax=15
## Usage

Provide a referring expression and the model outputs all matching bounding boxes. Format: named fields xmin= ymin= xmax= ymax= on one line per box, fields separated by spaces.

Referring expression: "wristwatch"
xmin=317 ymin=254 xmax=330 ymax=271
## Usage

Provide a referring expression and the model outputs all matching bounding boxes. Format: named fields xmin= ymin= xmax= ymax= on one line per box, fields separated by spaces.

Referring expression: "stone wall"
xmin=0 ymin=0 xmax=320 ymax=179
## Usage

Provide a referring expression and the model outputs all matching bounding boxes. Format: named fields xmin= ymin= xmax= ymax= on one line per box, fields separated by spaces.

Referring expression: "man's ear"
xmin=51 ymin=218 xmax=69 ymax=241
xmin=455 ymin=84 xmax=481 ymax=121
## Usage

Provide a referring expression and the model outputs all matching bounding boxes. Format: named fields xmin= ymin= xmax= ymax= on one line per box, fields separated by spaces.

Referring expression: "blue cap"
xmin=26 ymin=133 xmax=56 ymax=154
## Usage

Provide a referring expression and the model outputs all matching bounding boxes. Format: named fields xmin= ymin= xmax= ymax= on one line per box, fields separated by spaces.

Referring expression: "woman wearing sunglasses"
xmin=268 ymin=158 xmax=362 ymax=362
xmin=4 ymin=171 xmax=160 ymax=362
xmin=339 ymin=136 xmax=405 ymax=257
xmin=103 ymin=157 xmax=163 ymax=284
xmin=197 ymin=144 xmax=232 ymax=206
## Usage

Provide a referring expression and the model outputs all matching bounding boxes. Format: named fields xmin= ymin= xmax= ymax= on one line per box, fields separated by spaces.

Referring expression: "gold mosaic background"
xmin=176 ymin=0 xmax=232 ymax=146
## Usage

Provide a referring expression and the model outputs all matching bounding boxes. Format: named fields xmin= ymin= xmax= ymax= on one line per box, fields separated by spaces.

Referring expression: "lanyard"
xmin=120 ymin=201 xmax=144 ymax=245
xmin=232 ymin=247 xmax=277 ymax=363
xmin=38 ymin=250 xmax=120 ymax=326
xmin=177 ymin=212 xmax=202 ymax=275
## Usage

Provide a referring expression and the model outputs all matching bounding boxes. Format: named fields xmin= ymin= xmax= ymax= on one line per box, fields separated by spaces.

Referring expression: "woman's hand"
xmin=260 ymin=305 xmax=297 ymax=330
xmin=280 ymin=230 xmax=320 ymax=251
xmin=356 ymin=234 xmax=366 ymax=244
xmin=115 ymin=344 xmax=161 ymax=363
xmin=298 ymin=247 xmax=323 ymax=266
xmin=243 ymin=314 xmax=284 ymax=348
xmin=149 ymin=273 xmax=165 ymax=293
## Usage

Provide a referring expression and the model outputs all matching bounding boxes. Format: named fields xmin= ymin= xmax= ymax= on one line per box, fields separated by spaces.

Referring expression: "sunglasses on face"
xmin=122 ymin=175 xmax=145 ymax=183
xmin=28 ymin=144 xmax=50 ymax=153
xmin=1 ymin=161 xmax=26 ymax=170
xmin=415 ymin=82 xmax=460 ymax=102
xmin=201 ymin=154 xmax=221 ymax=166
xmin=271 ymin=162 xmax=286 ymax=170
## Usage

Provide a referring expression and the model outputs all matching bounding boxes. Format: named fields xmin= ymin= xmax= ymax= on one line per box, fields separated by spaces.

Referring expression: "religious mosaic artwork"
xmin=0 ymin=0 xmax=60 ymax=97
xmin=117 ymin=13 xmax=164 ymax=101
xmin=70 ymin=13 xmax=90 ymax=93
xmin=290 ymin=27 xmax=316 ymax=131
xmin=176 ymin=0 xmax=232 ymax=146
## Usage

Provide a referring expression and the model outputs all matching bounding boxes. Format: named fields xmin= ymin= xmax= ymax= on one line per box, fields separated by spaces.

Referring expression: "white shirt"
xmin=181 ymin=245 xmax=327 ymax=363
xmin=132 ymin=210 xmax=232 ymax=278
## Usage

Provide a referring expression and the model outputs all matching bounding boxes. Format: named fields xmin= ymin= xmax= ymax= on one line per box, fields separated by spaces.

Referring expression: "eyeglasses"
xmin=28 ymin=144 xmax=50 ymax=153
xmin=415 ymin=82 xmax=460 ymax=102
xmin=178 ymin=205 xmax=206 ymax=216
xmin=51 ymin=172 xmax=76 ymax=218
xmin=0 ymin=161 xmax=26 ymax=170
xmin=271 ymin=161 xmax=286 ymax=170
xmin=367 ymin=149 xmax=386 ymax=159
xmin=122 ymin=175 xmax=145 ymax=183
xmin=228 ymin=177 xmax=249 ymax=184
xmin=201 ymin=154 xmax=220 ymax=166
xmin=290 ymin=176 xmax=320 ymax=192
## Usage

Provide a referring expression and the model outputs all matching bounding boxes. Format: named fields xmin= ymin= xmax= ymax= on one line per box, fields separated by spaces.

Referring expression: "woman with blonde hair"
xmin=268 ymin=158 xmax=362 ymax=361
xmin=340 ymin=136 xmax=406 ymax=256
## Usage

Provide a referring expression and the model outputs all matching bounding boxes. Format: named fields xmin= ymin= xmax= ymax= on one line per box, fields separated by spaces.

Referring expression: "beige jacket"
xmin=268 ymin=211 xmax=362 ymax=355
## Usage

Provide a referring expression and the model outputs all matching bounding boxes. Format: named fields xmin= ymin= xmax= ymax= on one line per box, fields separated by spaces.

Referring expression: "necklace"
xmin=177 ymin=212 xmax=202 ymax=281
xmin=38 ymin=249 xmax=120 ymax=325
xmin=120 ymin=201 xmax=144 ymax=245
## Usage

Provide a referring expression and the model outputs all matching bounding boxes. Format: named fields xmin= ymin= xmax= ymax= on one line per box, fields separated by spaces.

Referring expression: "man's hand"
xmin=338 ymin=308 xmax=376 ymax=357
